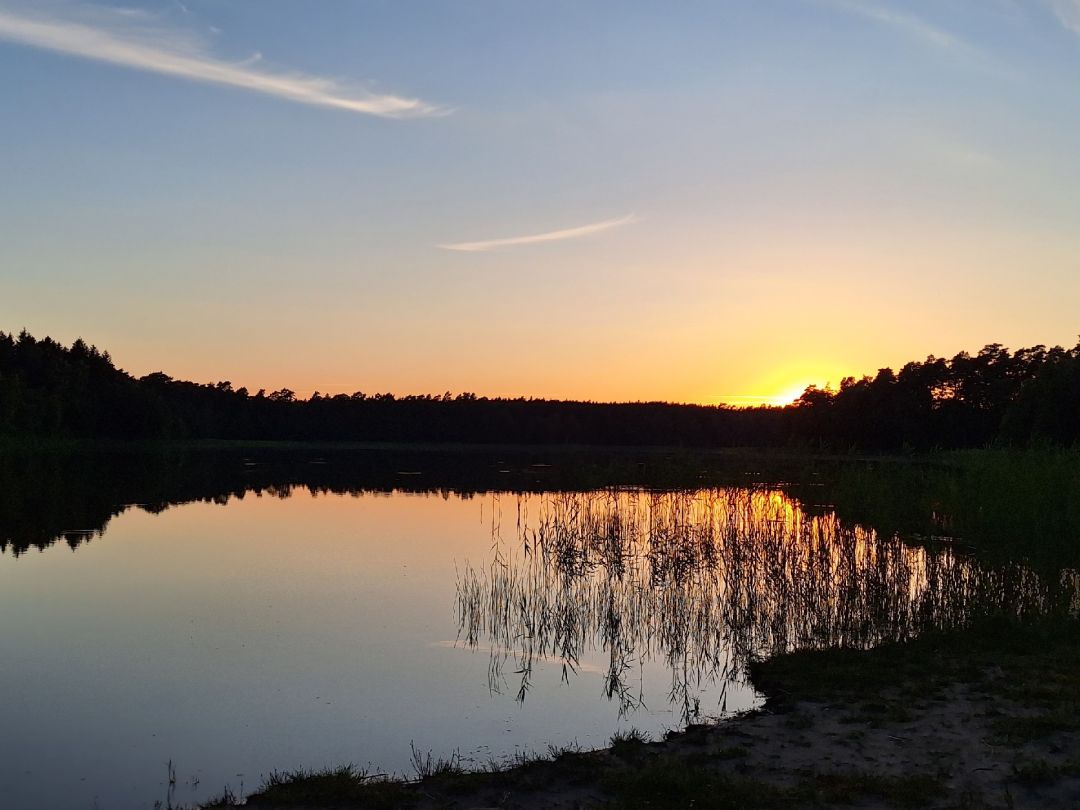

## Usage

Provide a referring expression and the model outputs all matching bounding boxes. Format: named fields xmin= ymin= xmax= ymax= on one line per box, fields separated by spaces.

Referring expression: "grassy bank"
xmin=195 ymin=617 xmax=1080 ymax=809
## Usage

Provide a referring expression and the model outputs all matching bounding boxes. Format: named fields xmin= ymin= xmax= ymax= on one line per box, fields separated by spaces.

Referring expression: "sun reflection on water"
xmin=456 ymin=488 xmax=1065 ymax=723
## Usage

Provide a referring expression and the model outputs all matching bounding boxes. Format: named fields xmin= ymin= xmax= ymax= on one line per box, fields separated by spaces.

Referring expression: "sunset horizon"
xmin=10 ymin=325 xmax=1078 ymax=408
xmin=5 ymin=2 xmax=1080 ymax=412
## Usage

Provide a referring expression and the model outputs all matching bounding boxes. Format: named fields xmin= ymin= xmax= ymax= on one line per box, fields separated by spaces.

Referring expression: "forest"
xmin=0 ymin=329 xmax=1077 ymax=450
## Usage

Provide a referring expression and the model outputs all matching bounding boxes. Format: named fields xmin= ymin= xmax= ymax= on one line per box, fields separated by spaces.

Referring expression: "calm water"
xmin=0 ymin=451 xmax=1069 ymax=809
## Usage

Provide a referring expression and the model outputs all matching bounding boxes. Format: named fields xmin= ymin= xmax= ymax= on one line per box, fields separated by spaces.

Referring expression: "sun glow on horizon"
xmin=765 ymin=381 xmax=822 ymax=407
xmin=710 ymin=371 xmax=843 ymax=408
xmin=712 ymin=383 xmax=816 ymax=408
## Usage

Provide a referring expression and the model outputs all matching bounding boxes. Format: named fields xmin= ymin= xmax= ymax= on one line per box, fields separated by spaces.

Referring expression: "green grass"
xmin=242 ymin=765 xmax=412 ymax=808
xmin=408 ymin=742 xmax=463 ymax=779
xmin=610 ymin=728 xmax=651 ymax=759
xmin=604 ymin=758 xmax=786 ymax=809
xmin=604 ymin=757 xmax=947 ymax=809
xmin=749 ymin=617 xmax=1080 ymax=713
xmin=791 ymin=771 xmax=946 ymax=807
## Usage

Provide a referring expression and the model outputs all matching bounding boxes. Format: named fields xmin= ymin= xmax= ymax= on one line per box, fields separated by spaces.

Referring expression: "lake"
xmin=0 ymin=448 xmax=1071 ymax=809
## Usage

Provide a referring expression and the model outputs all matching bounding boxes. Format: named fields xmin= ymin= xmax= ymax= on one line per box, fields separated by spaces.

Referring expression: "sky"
xmin=2 ymin=0 xmax=1080 ymax=405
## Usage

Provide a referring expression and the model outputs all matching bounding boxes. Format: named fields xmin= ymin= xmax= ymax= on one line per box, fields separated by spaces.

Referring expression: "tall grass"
xmin=456 ymin=486 xmax=1076 ymax=722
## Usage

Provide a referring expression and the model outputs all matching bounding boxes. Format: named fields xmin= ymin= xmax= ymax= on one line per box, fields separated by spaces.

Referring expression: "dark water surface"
xmin=0 ymin=448 xmax=1073 ymax=809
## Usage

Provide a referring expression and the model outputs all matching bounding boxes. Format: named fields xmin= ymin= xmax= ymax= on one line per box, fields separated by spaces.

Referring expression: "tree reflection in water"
xmin=456 ymin=488 xmax=1075 ymax=723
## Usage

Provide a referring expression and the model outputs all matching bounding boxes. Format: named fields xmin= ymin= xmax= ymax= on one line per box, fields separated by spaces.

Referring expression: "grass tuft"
xmin=243 ymin=764 xmax=410 ymax=808
xmin=610 ymin=727 xmax=651 ymax=760
xmin=409 ymin=742 xmax=464 ymax=780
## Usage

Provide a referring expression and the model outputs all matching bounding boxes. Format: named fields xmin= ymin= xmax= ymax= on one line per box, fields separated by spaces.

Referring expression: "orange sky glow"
xmin=5 ymin=2 xmax=1080 ymax=408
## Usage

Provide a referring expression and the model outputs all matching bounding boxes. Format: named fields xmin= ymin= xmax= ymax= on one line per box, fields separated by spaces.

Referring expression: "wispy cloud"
xmin=1046 ymin=0 xmax=1080 ymax=36
xmin=823 ymin=0 xmax=964 ymax=50
xmin=438 ymin=214 xmax=638 ymax=252
xmin=818 ymin=0 xmax=1019 ymax=79
xmin=0 ymin=2 xmax=444 ymax=118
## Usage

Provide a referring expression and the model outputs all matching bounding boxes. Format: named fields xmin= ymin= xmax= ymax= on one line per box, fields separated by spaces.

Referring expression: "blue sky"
xmin=2 ymin=0 xmax=1080 ymax=403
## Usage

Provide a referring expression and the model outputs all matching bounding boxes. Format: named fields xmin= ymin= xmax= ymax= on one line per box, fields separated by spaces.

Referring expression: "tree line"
xmin=0 ymin=329 xmax=1076 ymax=449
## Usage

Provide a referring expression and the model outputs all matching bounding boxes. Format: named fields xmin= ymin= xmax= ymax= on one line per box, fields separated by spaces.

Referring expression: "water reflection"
xmin=3 ymin=450 xmax=1078 ymax=810
xmin=0 ymin=447 xmax=741 ymax=557
xmin=457 ymin=488 xmax=1075 ymax=723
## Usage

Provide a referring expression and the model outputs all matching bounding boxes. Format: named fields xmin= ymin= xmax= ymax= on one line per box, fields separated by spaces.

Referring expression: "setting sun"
xmin=766 ymin=382 xmax=817 ymax=407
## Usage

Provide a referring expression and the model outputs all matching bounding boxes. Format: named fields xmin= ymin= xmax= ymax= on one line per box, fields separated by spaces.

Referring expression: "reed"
xmin=456 ymin=487 xmax=1076 ymax=723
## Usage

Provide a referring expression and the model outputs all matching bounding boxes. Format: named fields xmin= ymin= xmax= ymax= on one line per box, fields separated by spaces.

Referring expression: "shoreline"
xmin=199 ymin=619 xmax=1080 ymax=809
xmin=0 ymin=435 xmax=964 ymax=463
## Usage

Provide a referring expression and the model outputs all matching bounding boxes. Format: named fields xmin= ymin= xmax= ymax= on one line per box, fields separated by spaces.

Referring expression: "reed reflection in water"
xmin=456 ymin=488 xmax=1072 ymax=723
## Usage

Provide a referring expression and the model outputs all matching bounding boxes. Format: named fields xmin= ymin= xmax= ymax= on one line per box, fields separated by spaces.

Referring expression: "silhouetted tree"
xmin=0 ymin=330 xmax=1076 ymax=449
